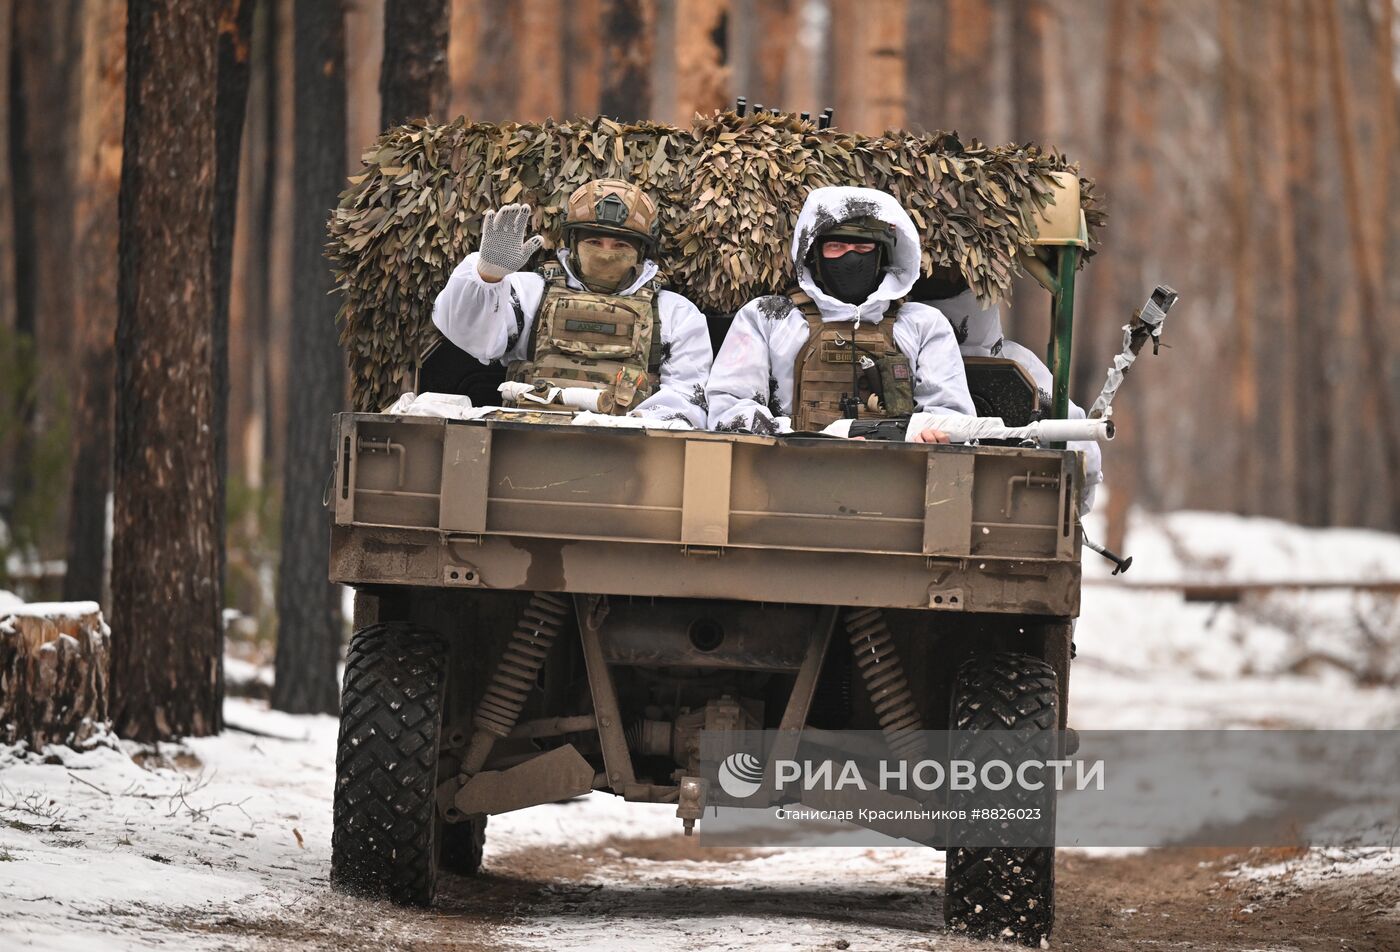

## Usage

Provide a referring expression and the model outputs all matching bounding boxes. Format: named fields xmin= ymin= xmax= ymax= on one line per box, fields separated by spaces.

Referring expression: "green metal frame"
xmin=1044 ymin=245 xmax=1081 ymax=423
xmin=1019 ymin=241 xmax=1082 ymax=448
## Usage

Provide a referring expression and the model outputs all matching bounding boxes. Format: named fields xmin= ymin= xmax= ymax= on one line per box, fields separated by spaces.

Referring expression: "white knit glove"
xmin=476 ymin=203 xmax=544 ymax=282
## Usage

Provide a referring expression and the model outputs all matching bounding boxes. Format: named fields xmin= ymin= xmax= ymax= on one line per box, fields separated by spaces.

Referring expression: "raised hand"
xmin=476 ymin=203 xmax=545 ymax=282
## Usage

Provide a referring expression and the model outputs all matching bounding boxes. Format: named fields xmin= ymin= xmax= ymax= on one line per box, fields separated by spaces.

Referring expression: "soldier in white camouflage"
xmin=432 ymin=179 xmax=713 ymax=425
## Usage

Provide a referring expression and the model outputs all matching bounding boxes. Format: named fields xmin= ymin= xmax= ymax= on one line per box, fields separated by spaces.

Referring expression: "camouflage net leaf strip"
xmin=328 ymin=113 xmax=1105 ymax=411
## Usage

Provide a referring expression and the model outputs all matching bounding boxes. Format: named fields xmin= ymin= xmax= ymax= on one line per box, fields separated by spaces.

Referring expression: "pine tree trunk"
xmin=209 ymin=0 xmax=256 ymax=641
xmin=599 ymin=0 xmax=652 ymax=121
xmin=380 ymin=0 xmax=449 ymax=127
xmin=905 ymin=0 xmax=947 ymax=134
xmin=0 ymin=0 xmax=14 ymax=338
xmin=517 ymin=0 xmax=563 ymax=122
xmin=469 ymin=0 xmax=515 ymax=121
xmin=271 ymin=0 xmax=346 ymax=715
xmin=1009 ymin=0 xmax=1047 ymax=142
xmin=1290 ymin=0 xmax=1330 ymax=527
xmin=1322 ymin=0 xmax=1400 ymax=526
xmin=674 ymin=0 xmax=728 ymax=122
xmin=111 ymin=0 xmax=224 ymax=742
xmin=63 ymin=0 xmax=126 ymax=605
xmin=562 ymin=0 xmax=602 ymax=117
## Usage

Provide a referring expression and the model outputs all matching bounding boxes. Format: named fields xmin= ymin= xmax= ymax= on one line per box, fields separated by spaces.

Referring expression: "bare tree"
xmin=63 ymin=0 xmax=126 ymax=604
xmin=110 ymin=0 xmax=223 ymax=741
xmin=380 ymin=0 xmax=449 ymax=127
xmin=272 ymin=0 xmax=347 ymax=715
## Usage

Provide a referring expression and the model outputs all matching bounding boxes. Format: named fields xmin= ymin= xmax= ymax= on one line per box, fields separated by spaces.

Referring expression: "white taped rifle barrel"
xmin=498 ymin=381 xmax=603 ymax=412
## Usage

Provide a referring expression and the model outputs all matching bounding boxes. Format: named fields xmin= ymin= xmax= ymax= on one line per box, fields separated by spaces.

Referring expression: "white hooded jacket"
xmin=432 ymin=249 xmax=714 ymax=427
xmin=705 ymin=187 xmax=974 ymax=433
xmin=932 ymin=288 xmax=1104 ymax=513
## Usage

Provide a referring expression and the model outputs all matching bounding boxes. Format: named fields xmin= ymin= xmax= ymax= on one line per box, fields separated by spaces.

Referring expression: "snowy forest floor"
xmin=3 ymin=509 xmax=1400 ymax=951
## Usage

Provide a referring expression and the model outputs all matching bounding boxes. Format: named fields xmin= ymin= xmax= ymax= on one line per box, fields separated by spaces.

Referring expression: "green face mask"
xmin=574 ymin=241 xmax=640 ymax=292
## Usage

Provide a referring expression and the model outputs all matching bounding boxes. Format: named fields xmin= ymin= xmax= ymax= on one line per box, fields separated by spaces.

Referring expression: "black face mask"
xmin=816 ymin=248 xmax=883 ymax=304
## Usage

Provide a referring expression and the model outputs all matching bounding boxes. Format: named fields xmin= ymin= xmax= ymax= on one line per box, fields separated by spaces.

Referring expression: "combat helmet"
xmin=563 ymin=179 xmax=661 ymax=255
xmin=812 ymin=214 xmax=898 ymax=265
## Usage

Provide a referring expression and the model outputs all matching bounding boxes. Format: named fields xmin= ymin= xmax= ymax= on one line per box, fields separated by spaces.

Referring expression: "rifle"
xmin=825 ymin=414 xmax=1114 ymax=444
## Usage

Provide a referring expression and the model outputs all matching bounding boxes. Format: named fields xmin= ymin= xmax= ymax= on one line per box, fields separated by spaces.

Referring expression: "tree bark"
xmin=562 ymin=0 xmax=602 ymax=117
xmin=517 ymin=0 xmax=563 ymax=122
xmin=1009 ymin=0 xmax=1047 ymax=142
xmin=1322 ymin=0 xmax=1400 ymax=526
xmin=63 ymin=0 xmax=126 ymax=605
xmin=272 ymin=0 xmax=347 ymax=715
xmin=467 ymin=0 xmax=515 ymax=121
xmin=1289 ymin=0 xmax=1330 ymax=527
xmin=0 ymin=0 xmax=13 ymax=338
xmin=674 ymin=0 xmax=728 ymax=122
xmin=0 ymin=602 xmax=109 ymax=749
xmin=1219 ymin=0 xmax=1259 ymax=514
xmin=905 ymin=0 xmax=947 ymax=134
xmin=206 ymin=0 xmax=256 ymax=649
xmin=111 ymin=0 xmax=223 ymax=742
xmin=380 ymin=0 xmax=449 ymax=127
xmin=944 ymin=0 xmax=998 ymax=138
xmin=599 ymin=0 xmax=652 ymax=121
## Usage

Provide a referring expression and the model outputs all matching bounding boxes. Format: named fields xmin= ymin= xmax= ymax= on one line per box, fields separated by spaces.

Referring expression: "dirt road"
xmin=173 ymin=822 xmax=1397 ymax=952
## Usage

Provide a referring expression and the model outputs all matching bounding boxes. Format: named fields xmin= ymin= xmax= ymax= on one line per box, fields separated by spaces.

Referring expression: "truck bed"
xmin=329 ymin=412 xmax=1084 ymax=615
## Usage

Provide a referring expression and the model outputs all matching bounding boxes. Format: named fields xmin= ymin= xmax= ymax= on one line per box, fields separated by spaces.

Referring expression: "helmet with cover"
xmin=562 ymin=179 xmax=661 ymax=255
xmin=810 ymin=215 xmax=899 ymax=304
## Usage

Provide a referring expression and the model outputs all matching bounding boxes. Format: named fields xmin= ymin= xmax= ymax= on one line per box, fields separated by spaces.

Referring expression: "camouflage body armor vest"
xmin=508 ymin=262 xmax=664 ymax=414
xmin=789 ymin=290 xmax=915 ymax=431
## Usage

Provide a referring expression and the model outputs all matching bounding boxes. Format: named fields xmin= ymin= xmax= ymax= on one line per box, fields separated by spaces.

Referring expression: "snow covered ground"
xmin=1 ymin=509 xmax=1398 ymax=950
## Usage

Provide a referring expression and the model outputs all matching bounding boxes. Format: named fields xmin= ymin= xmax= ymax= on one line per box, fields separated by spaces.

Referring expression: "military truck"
xmin=324 ymin=146 xmax=1161 ymax=943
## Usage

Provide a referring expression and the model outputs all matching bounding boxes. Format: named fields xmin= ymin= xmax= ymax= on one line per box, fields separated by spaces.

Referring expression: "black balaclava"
xmin=814 ymin=240 xmax=884 ymax=305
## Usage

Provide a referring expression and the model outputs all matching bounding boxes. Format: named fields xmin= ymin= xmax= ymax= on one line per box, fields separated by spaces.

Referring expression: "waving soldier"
xmin=432 ymin=179 xmax=713 ymax=425
xmin=706 ymin=186 xmax=973 ymax=441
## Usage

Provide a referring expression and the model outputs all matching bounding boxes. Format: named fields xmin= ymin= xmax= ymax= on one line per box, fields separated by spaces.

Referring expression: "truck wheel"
xmin=943 ymin=652 xmax=1058 ymax=946
xmin=331 ymin=623 xmax=448 ymax=906
xmin=439 ymin=815 xmax=487 ymax=876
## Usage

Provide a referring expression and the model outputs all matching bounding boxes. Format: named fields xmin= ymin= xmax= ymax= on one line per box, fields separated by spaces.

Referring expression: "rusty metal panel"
xmin=681 ymin=441 xmax=731 ymax=545
xmin=923 ymin=453 xmax=975 ymax=556
xmin=440 ymin=424 xmax=492 ymax=533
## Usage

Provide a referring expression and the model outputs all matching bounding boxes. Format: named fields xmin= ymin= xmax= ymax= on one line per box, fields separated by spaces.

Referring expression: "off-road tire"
xmin=943 ymin=651 xmax=1059 ymax=946
xmin=331 ymin=623 xmax=448 ymax=906
xmin=439 ymin=815 xmax=487 ymax=876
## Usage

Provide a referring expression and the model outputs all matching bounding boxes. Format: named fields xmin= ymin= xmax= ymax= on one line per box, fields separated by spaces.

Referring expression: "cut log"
xmin=0 ymin=601 xmax=110 ymax=749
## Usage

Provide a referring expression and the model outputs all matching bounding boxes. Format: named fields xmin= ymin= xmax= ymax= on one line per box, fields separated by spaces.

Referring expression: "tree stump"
xmin=0 ymin=601 xmax=110 ymax=749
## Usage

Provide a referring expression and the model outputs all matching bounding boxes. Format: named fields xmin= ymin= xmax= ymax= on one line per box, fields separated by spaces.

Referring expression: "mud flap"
xmin=452 ymin=744 xmax=595 ymax=816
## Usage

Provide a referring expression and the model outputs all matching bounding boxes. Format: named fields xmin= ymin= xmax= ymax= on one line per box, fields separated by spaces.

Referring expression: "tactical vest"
xmin=508 ymin=262 xmax=664 ymax=414
xmin=789 ymin=290 xmax=915 ymax=431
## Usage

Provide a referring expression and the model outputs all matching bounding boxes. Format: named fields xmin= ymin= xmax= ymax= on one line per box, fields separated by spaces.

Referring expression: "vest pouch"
xmin=876 ymin=353 xmax=915 ymax=416
xmin=544 ymin=293 xmax=647 ymax=359
xmin=610 ymin=365 xmax=649 ymax=409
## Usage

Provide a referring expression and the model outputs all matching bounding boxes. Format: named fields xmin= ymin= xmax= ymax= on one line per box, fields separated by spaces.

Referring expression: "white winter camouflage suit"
xmin=432 ymin=249 xmax=715 ymax=427
xmin=706 ymin=187 xmax=974 ymax=434
xmin=932 ymin=289 xmax=1104 ymax=513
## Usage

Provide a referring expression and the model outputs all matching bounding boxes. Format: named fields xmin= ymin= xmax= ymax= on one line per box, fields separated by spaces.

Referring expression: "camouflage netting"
xmin=328 ymin=113 xmax=1105 ymax=411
